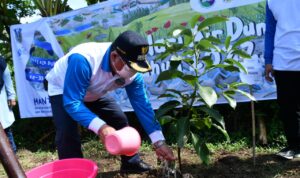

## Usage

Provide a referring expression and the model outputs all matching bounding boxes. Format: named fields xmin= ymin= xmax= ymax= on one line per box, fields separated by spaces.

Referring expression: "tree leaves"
xmin=198 ymin=83 xmax=217 ymax=108
xmin=153 ymin=14 xmax=255 ymax=166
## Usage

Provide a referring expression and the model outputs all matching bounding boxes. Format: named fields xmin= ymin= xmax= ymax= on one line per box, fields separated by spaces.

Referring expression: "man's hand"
xmin=154 ymin=141 xmax=176 ymax=161
xmin=265 ymin=64 xmax=274 ymax=82
xmin=7 ymin=99 xmax=16 ymax=109
xmin=98 ymin=124 xmax=116 ymax=143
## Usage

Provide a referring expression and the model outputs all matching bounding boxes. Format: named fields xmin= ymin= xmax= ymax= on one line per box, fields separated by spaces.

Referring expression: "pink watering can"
xmin=105 ymin=126 xmax=141 ymax=156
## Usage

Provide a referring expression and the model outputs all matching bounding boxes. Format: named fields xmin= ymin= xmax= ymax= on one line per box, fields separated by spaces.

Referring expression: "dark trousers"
xmin=274 ymin=71 xmax=300 ymax=149
xmin=49 ymin=94 xmax=140 ymax=163
xmin=4 ymin=127 xmax=17 ymax=153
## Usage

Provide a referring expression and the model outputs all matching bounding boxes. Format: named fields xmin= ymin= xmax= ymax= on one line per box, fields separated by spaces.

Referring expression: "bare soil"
xmin=98 ymin=148 xmax=300 ymax=178
xmin=13 ymin=147 xmax=300 ymax=178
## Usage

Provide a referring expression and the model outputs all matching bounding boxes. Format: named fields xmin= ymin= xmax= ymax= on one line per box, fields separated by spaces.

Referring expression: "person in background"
xmin=45 ymin=30 xmax=175 ymax=173
xmin=264 ymin=0 xmax=300 ymax=160
xmin=0 ymin=56 xmax=17 ymax=153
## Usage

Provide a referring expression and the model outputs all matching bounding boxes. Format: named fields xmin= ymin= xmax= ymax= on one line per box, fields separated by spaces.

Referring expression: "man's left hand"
xmin=7 ymin=99 xmax=16 ymax=109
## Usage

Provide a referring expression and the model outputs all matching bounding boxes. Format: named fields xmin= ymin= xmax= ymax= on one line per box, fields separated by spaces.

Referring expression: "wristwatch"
xmin=153 ymin=140 xmax=166 ymax=149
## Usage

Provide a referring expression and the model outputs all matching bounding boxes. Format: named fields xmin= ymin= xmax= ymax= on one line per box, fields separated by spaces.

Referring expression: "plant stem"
xmin=177 ymin=146 xmax=182 ymax=172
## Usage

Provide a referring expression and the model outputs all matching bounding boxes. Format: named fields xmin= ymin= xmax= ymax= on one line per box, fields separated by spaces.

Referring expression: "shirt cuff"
xmin=149 ymin=130 xmax=165 ymax=144
xmin=7 ymin=95 xmax=16 ymax=100
xmin=88 ymin=117 xmax=106 ymax=134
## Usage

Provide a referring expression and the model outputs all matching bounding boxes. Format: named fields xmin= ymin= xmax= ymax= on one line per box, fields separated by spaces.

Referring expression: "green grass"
xmin=207 ymin=139 xmax=280 ymax=154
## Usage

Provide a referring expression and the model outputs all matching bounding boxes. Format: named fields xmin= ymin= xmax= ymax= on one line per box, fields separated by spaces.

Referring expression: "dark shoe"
xmin=120 ymin=160 xmax=152 ymax=173
xmin=276 ymin=147 xmax=295 ymax=160
xmin=294 ymin=149 xmax=300 ymax=158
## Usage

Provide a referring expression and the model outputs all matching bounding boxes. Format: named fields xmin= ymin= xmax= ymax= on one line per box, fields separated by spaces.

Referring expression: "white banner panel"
xmin=10 ymin=0 xmax=275 ymax=118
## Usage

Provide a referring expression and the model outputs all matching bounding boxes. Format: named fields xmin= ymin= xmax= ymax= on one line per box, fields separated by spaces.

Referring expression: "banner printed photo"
xmin=10 ymin=0 xmax=275 ymax=118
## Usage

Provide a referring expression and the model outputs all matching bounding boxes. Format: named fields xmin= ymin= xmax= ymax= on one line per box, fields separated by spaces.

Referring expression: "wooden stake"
xmin=250 ymin=86 xmax=256 ymax=166
xmin=0 ymin=123 xmax=26 ymax=178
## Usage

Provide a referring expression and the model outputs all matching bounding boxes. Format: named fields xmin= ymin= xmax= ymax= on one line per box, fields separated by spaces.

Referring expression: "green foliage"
xmin=0 ymin=0 xmax=35 ymax=63
xmin=154 ymin=14 xmax=255 ymax=165
xmin=32 ymin=0 xmax=72 ymax=17
xmin=85 ymin=0 xmax=107 ymax=6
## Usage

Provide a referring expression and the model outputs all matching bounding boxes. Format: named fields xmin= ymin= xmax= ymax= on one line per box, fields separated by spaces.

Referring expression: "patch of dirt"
xmin=3 ymin=148 xmax=300 ymax=178
xmin=94 ymin=148 xmax=300 ymax=178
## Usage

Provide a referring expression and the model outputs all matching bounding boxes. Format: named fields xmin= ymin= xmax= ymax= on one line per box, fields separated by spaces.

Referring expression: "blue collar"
xmin=101 ymin=46 xmax=112 ymax=72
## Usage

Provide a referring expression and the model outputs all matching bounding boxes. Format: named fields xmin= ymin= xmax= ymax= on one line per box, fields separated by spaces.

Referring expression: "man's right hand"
xmin=98 ymin=124 xmax=116 ymax=143
xmin=265 ymin=64 xmax=274 ymax=82
xmin=153 ymin=140 xmax=176 ymax=161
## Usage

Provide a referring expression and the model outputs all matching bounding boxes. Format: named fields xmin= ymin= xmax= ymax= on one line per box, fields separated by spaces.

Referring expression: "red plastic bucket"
xmin=26 ymin=158 xmax=98 ymax=178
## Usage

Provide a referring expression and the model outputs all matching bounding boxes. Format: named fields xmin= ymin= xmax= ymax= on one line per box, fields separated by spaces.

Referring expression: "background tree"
xmin=85 ymin=0 xmax=107 ymax=6
xmin=0 ymin=0 xmax=35 ymax=64
xmin=32 ymin=0 xmax=72 ymax=17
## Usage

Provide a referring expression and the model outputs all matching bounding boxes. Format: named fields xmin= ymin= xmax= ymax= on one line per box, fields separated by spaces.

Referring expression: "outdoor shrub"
xmin=153 ymin=14 xmax=255 ymax=166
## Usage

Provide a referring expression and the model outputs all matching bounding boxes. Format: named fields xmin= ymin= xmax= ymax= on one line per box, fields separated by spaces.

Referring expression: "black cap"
xmin=112 ymin=30 xmax=151 ymax=73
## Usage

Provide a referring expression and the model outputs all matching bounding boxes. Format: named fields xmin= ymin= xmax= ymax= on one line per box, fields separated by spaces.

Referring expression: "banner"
xmin=10 ymin=0 xmax=274 ymax=118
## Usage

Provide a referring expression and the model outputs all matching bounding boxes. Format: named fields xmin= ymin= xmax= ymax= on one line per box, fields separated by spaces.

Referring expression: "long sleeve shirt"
xmin=3 ymin=67 xmax=16 ymax=100
xmin=264 ymin=0 xmax=300 ymax=71
xmin=46 ymin=42 xmax=164 ymax=143
xmin=264 ymin=3 xmax=276 ymax=65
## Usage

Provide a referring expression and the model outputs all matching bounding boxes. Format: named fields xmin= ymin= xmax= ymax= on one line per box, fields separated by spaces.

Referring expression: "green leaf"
xmin=224 ymin=58 xmax=247 ymax=73
xmin=232 ymin=49 xmax=251 ymax=59
xmin=230 ymin=82 xmax=249 ymax=88
xmin=235 ymin=89 xmax=256 ymax=101
xmin=155 ymin=100 xmax=181 ymax=119
xmin=206 ymin=36 xmax=221 ymax=44
xmin=166 ymin=89 xmax=184 ymax=97
xmin=180 ymin=75 xmax=198 ymax=86
xmin=203 ymin=117 xmax=212 ymax=128
xmin=172 ymin=29 xmax=184 ymax=37
xmin=182 ymin=49 xmax=195 ymax=56
xmin=232 ymin=36 xmax=255 ymax=49
xmin=224 ymin=65 xmax=240 ymax=72
xmin=158 ymin=93 xmax=177 ymax=99
xmin=190 ymin=14 xmax=203 ymax=28
xmin=177 ymin=117 xmax=189 ymax=148
xmin=155 ymin=70 xmax=184 ymax=83
xmin=170 ymin=43 xmax=184 ymax=52
xmin=183 ymin=58 xmax=194 ymax=65
xmin=197 ymin=16 xmax=227 ymax=31
xmin=225 ymin=36 xmax=231 ymax=50
xmin=155 ymin=52 xmax=170 ymax=61
xmin=224 ymin=90 xmax=235 ymax=95
xmin=159 ymin=115 xmax=175 ymax=125
xmin=197 ymin=83 xmax=217 ymax=107
xmin=190 ymin=117 xmax=206 ymax=130
xmin=222 ymin=93 xmax=237 ymax=108
xmin=212 ymin=123 xmax=230 ymax=141
xmin=214 ymin=64 xmax=227 ymax=68
xmin=199 ymin=107 xmax=225 ymax=129
xmin=191 ymin=133 xmax=210 ymax=165
xmin=198 ymin=39 xmax=221 ymax=52
xmin=201 ymin=55 xmax=213 ymax=69
xmin=170 ymin=55 xmax=184 ymax=61
xmin=184 ymin=34 xmax=193 ymax=47
xmin=197 ymin=39 xmax=213 ymax=50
